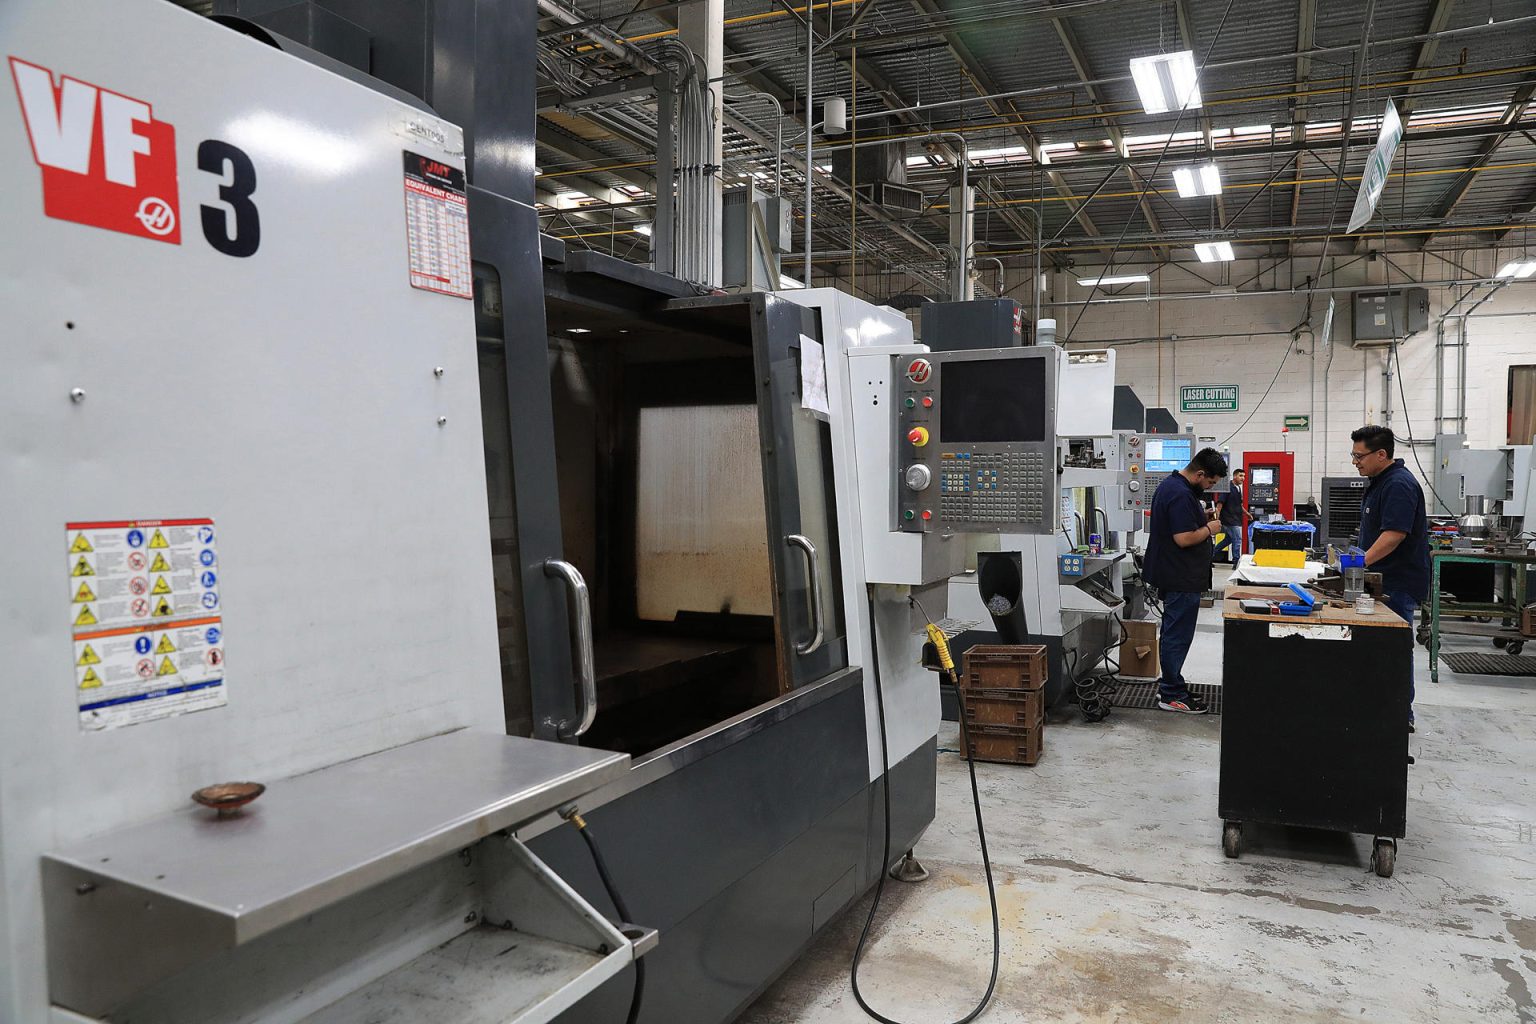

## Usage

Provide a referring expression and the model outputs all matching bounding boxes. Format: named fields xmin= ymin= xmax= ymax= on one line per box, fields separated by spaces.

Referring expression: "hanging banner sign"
xmin=1347 ymin=100 xmax=1404 ymax=234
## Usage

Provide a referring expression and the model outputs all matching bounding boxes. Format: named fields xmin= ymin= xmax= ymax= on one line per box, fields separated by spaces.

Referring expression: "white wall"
xmin=1021 ymin=254 xmax=1536 ymax=506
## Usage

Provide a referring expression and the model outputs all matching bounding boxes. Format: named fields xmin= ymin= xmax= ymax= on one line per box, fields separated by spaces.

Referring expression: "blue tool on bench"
xmin=1277 ymin=583 xmax=1317 ymax=616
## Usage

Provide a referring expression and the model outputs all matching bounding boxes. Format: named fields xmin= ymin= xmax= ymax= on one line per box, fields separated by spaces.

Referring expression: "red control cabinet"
xmin=1242 ymin=450 xmax=1296 ymax=529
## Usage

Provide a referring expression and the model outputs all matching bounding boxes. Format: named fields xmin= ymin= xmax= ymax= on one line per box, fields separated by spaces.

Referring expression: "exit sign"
xmin=1284 ymin=414 xmax=1310 ymax=431
xmin=1180 ymin=385 xmax=1239 ymax=412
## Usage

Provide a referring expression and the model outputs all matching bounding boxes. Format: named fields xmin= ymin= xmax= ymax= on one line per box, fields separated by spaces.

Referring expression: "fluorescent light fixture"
xmin=1076 ymin=273 xmax=1151 ymax=287
xmin=1173 ymin=163 xmax=1223 ymax=197
xmin=1496 ymin=259 xmax=1536 ymax=279
xmin=566 ymin=327 xmax=592 ymax=334
xmin=634 ymin=223 xmax=653 ymax=236
xmin=1195 ymin=241 xmax=1235 ymax=263
xmin=1129 ymin=50 xmax=1202 ymax=115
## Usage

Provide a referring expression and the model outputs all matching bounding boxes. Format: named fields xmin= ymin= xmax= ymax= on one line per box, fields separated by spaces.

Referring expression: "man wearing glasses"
xmin=1351 ymin=424 xmax=1429 ymax=728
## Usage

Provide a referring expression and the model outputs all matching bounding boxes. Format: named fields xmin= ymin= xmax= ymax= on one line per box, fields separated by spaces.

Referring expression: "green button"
xmin=904 ymin=397 xmax=916 ymax=408
xmin=903 ymin=509 xmax=915 ymax=520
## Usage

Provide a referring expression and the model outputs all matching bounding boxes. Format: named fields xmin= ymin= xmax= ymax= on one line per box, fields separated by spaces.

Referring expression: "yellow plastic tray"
xmin=1253 ymin=548 xmax=1306 ymax=569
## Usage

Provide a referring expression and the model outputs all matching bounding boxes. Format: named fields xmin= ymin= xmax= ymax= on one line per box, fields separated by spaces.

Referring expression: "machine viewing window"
xmin=1144 ymin=438 xmax=1192 ymax=473
xmin=938 ymin=357 xmax=1046 ymax=442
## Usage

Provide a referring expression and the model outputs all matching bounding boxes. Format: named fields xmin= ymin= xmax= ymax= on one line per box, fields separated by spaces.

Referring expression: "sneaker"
xmin=1158 ymin=693 xmax=1209 ymax=715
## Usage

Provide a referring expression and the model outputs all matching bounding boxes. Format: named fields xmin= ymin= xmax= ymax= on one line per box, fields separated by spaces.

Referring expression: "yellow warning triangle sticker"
xmin=148 ymin=529 xmax=169 ymax=549
xmin=151 ymin=576 xmax=172 ymax=595
xmin=77 ymin=644 xmax=101 ymax=666
xmin=73 ymin=582 xmax=96 ymax=603
xmin=70 ymin=533 xmax=94 ymax=554
xmin=74 ymin=605 xmax=98 ymax=627
xmin=150 ymin=552 xmax=172 ymax=573
xmin=156 ymin=656 xmax=178 ymax=676
xmin=155 ymin=634 xmax=176 ymax=655
xmin=80 ymin=667 xmax=102 ymax=689
xmin=71 ymin=556 xmax=95 ymax=577
xmin=152 ymin=596 xmax=173 ymax=617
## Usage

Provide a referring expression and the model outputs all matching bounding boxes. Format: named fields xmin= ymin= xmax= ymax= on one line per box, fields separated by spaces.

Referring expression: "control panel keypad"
xmin=934 ymin=451 xmax=1047 ymax=524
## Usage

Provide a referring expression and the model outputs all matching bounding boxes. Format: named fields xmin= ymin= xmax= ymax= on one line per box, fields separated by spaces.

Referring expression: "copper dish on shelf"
xmin=192 ymin=782 xmax=266 ymax=818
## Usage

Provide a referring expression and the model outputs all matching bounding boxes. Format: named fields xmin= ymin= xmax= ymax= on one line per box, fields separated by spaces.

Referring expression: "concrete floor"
xmin=741 ymin=571 xmax=1536 ymax=1023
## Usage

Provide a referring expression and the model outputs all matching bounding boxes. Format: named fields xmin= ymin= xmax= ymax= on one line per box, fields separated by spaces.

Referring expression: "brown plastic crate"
xmin=1523 ymin=605 xmax=1536 ymax=638
xmin=962 ymin=723 xmax=1043 ymax=766
xmin=962 ymin=689 xmax=1044 ymax=729
xmin=961 ymin=644 xmax=1047 ymax=691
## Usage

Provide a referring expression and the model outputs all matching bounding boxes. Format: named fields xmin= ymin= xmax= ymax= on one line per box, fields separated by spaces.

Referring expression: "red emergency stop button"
xmin=907 ymin=426 xmax=930 ymax=447
xmin=921 ymin=510 xmax=933 ymax=521
xmin=921 ymin=397 xmax=934 ymax=408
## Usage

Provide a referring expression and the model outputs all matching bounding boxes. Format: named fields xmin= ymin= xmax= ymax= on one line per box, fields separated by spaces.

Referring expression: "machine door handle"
xmin=786 ymin=534 xmax=825 ymax=655
xmin=543 ymin=559 xmax=597 ymax=739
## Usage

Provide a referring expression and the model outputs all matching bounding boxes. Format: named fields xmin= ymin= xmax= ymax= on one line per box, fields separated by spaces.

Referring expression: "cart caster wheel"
xmin=1223 ymin=822 xmax=1243 ymax=859
xmin=1416 ymin=625 xmax=1431 ymax=647
xmin=1494 ymin=636 xmax=1508 ymax=649
xmin=1477 ymin=616 xmax=1493 ymax=624
xmin=1372 ymin=838 xmax=1396 ymax=878
xmin=1510 ymin=642 xmax=1525 ymax=656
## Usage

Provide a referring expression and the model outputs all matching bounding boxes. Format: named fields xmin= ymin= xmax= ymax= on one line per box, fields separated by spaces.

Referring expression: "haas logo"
xmin=10 ymin=57 xmax=261 ymax=256
xmin=9 ymin=57 xmax=182 ymax=244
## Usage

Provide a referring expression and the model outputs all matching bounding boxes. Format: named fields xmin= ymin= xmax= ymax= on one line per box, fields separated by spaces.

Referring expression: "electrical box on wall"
xmin=1351 ymin=288 xmax=1429 ymax=345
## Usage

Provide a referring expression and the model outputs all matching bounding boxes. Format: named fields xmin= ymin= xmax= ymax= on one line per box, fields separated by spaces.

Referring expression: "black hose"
xmin=851 ymin=594 xmax=1000 ymax=1024
xmin=574 ymin=822 xmax=645 ymax=1024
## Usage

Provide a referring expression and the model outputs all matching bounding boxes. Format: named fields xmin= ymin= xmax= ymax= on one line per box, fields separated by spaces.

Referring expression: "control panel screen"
xmin=939 ymin=357 xmax=1047 ymax=443
xmin=1144 ymin=438 xmax=1192 ymax=473
xmin=1251 ymin=467 xmax=1276 ymax=485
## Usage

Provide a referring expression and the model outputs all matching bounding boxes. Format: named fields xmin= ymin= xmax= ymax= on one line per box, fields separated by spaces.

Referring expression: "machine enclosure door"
xmin=750 ymin=295 xmax=851 ymax=689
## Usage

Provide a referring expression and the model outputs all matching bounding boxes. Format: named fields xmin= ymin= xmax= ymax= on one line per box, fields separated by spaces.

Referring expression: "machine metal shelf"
xmin=43 ymin=731 xmax=631 ymax=1015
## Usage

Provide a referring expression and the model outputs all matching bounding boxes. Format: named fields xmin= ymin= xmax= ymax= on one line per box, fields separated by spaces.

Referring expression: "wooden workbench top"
xmin=1222 ymin=586 xmax=1409 ymax=628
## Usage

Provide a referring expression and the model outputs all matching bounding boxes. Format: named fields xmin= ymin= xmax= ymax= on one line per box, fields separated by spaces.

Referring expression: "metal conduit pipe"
xmin=723 ymin=91 xmax=783 ymax=196
xmin=973 ymin=256 xmax=1005 ymax=297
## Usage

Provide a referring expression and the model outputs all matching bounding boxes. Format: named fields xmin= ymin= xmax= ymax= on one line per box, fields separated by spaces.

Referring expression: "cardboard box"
xmin=1120 ymin=619 xmax=1160 ymax=679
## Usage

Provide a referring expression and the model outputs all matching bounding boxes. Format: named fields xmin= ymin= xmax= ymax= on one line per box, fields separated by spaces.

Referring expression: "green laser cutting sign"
xmin=1180 ymin=385 xmax=1239 ymax=413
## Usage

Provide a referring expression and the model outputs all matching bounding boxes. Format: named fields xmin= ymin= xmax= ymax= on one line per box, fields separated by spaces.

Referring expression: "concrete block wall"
xmin=1014 ymin=256 xmax=1536 ymax=505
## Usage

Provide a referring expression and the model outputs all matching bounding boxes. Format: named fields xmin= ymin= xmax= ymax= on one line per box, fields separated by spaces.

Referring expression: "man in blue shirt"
xmin=1142 ymin=448 xmax=1228 ymax=714
xmin=1351 ymin=425 xmax=1429 ymax=726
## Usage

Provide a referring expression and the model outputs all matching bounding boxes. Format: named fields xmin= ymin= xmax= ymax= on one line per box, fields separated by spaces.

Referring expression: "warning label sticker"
xmin=402 ymin=151 xmax=471 ymax=299
xmin=66 ymin=518 xmax=225 ymax=731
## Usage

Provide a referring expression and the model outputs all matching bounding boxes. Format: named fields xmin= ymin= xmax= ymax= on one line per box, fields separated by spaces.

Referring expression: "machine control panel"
xmin=1244 ymin=451 xmax=1295 ymax=519
xmin=894 ymin=347 xmax=1058 ymax=534
xmin=1115 ymin=431 xmax=1196 ymax=512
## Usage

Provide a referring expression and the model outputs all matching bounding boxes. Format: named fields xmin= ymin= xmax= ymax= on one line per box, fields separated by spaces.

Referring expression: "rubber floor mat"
xmin=1110 ymin=681 xmax=1224 ymax=715
xmin=1438 ymin=652 xmax=1536 ymax=676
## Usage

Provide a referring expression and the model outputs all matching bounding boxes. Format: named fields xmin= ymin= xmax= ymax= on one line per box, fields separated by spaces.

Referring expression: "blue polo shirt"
xmin=1358 ymin=459 xmax=1430 ymax=602
xmin=1143 ymin=473 xmax=1213 ymax=593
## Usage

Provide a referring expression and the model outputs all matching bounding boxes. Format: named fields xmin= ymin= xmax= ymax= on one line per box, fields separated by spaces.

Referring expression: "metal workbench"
xmin=1429 ymin=550 xmax=1536 ymax=683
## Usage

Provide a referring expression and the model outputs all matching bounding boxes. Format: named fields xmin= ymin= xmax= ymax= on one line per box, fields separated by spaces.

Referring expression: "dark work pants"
xmin=1158 ymin=590 xmax=1202 ymax=701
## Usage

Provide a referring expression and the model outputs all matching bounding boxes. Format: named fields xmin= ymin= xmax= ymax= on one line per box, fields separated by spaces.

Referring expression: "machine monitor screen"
xmin=1144 ymin=438 xmax=1192 ymax=473
xmin=939 ymin=357 xmax=1047 ymax=442
xmin=1251 ymin=467 xmax=1276 ymax=485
